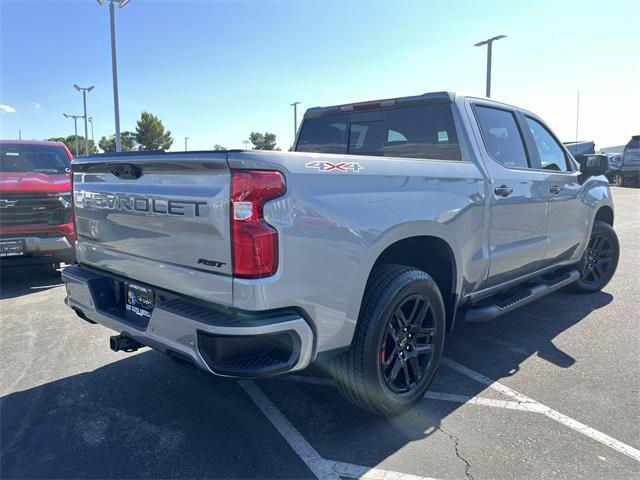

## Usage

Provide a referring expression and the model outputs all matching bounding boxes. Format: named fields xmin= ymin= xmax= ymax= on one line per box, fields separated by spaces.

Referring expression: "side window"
xmin=475 ymin=106 xmax=529 ymax=169
xmin=525 ymin=117 xmax=571 ymax=172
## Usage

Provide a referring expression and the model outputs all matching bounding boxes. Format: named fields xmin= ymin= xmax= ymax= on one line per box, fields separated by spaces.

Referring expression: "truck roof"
xmin=304 ymin=91 xmax=456 ymax=118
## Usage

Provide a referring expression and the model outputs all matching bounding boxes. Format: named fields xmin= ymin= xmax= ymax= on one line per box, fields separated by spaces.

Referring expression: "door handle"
xmin=549 ymin=185 xmax=562 ymax=195
xmin=494 ymin=185 xmax=513 ymax=197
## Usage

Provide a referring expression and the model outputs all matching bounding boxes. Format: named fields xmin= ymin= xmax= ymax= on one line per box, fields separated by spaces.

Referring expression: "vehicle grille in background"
xmin=0 ymin=193 xmax=69 ymax=227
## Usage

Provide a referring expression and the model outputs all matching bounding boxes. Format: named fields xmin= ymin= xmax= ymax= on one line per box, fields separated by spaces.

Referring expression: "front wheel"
xmin=333 ymin=265 xmax=446 ymax=416
xmin=568 ymin=221 xmax=619 ymax=294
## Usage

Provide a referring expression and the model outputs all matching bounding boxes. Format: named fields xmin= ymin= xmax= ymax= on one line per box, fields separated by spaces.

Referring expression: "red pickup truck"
xmin=0 ymin=140 xmax=75 ymax=269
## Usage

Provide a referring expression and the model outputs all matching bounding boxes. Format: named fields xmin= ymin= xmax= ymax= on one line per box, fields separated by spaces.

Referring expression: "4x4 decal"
xmin=305 ymin=161 xmax=363 ymax=172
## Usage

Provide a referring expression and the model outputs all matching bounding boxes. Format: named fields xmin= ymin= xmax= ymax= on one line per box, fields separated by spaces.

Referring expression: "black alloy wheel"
xmin=380 ymin=293 xmax=436 ymax=393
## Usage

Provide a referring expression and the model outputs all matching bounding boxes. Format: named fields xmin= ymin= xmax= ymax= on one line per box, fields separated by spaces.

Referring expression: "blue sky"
xmin=1 ymin=0 xmax=638 ymax=151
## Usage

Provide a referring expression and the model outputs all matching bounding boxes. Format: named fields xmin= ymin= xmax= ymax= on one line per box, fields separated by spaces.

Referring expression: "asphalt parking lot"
xmin=1 ymin=187 xmax=639 ymax=480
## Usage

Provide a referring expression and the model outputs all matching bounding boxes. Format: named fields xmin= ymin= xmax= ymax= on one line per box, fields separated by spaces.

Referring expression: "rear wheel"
xmin=333 ymin=265 xmax=445 ymax=416
xmin=568 ymin=221 xmax=619 ymax=293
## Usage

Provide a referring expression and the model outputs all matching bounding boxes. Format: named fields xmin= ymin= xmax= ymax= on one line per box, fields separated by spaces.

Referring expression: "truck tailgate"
xmin=72 ymin=153 xmax=232 ymax=305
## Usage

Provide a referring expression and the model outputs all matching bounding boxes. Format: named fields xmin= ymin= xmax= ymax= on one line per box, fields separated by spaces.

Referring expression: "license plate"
xmin=125 ymin=282 xmax=155 ymax=319
xmin=0 ymin=240 xmax=25 ymax=258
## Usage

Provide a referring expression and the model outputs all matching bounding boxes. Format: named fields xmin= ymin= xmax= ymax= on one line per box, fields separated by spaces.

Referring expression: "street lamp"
xmin=63 ymin=113 xmax=84 ymax=156
xmin=88 ymin=117 xmax=95 ymax=144
xmin=96 ymin=0 xmax=132 ymax=152
xmin=290 ymin=101 xmax=301 ymax=144
xmin=74 ymin=84 xmax=94 ymax=154
xmin=184 ymin=137 xmax=189 ymax=151
xmin=474 ymin=35 xmax=506 ymax=98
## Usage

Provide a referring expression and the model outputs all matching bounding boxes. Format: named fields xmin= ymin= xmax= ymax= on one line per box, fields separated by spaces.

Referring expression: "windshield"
xmin=0 ymin=144 xmax=70 ymax=174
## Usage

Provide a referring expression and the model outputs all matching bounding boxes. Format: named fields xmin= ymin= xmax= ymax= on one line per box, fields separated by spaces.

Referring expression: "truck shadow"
xmin=0 ymin=265 xmax=64 ymax=300
xmin=0 ymin=290 xmax=613 ymax=479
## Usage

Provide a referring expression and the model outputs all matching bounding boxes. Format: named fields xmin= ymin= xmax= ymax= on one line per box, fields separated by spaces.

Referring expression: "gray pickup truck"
xmin=62 ymin=92 xmax=619 ymax=416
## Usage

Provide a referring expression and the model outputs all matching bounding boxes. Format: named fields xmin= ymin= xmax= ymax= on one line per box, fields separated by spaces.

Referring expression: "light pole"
xmin=88 ymin=117 xmax=95 ymax=144
xmin=63 ymin=113 xmax=83 ymax=156
xmin=74 ymin=84 xmax=94 ymax=154
xmin=184 ymin=137 xmax=189 ymax=151
xmin=290 ymin=101 xmax=300 ymax=143
xmin=474 ymin=35 xmax=506 ymax=98
xmin=96 ymin=0 xmax=132 ymax=152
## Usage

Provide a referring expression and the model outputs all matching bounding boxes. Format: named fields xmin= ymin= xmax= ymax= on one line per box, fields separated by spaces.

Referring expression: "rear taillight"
xmin=231 ymin=170 xmax=286 ymax=278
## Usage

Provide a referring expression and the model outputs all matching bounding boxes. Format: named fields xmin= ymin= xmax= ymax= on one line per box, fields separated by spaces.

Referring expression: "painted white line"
xmin=441 ymin=357 xmax=640 ymax=462
xmin=329 ymin=460 xmax=442 ymax=480
xmin=238 ymin=380 xmax=338 ymax=480
xmin=284 ymin=360 xmax=640 ymax=463
xmin=424 ymin=391 xmax=545 ymax=413
xmin=286 ymin=375 xmax=544 ymax=413
xmin=240 ymin=380 xmax=444 ymax=480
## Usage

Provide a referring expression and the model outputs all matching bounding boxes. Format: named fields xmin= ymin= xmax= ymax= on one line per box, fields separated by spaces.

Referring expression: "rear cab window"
xmin=296 ymin=103 xmax=462 ymax=161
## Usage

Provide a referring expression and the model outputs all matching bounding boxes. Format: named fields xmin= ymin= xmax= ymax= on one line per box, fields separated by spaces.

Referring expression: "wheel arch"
xmin=360 ymin=235 xmax=459 ymax=333
xmin=594 ymin=205 xmax=614 ymax=227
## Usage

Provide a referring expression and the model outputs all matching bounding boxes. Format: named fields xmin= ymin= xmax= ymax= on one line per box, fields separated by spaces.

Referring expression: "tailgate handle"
xmin=110 ymin=164 xmax=142 ymax=179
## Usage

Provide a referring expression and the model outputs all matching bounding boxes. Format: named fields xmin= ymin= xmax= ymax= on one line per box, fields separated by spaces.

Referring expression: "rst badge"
xmin=305 ymin=161 xmax=363 ymax=173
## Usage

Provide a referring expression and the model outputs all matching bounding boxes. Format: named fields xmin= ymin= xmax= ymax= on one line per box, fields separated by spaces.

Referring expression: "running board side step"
xmin=464 ymin=270 xmax=580 ymax=323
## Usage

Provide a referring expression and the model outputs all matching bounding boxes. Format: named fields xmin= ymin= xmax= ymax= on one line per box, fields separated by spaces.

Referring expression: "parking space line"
xmin=440 ymin=357 xmax=640 ymax=462
xmin=329 ymin=460 xmax=442 ymax=480
xmin=240 ymin=380 xmax=444 ymax=480
xmin=238 ymin=380 xmax=339 ymax=480
xmin=424 ymin=391 xmax=545 ymax=412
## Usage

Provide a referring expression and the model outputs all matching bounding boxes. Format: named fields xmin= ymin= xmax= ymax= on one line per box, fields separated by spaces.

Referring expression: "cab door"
xmin=521 ymin=115 xmax=590 ymax=266
xmin=470 ymin=102 xmax=549 ymax=288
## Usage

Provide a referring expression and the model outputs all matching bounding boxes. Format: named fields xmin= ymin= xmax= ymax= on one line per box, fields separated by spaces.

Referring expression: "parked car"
xmin=605 ymin=153 xmax=622 ymax=185
xmin=564 ymin=140 xmax=595 ymax=159
xmin=619 ymin=135 xmax=640 ymax=186
xmin=0 ymin=141 xmax=75 ymax=269
xmin=62 ymin=92 xmax=618 ymax=416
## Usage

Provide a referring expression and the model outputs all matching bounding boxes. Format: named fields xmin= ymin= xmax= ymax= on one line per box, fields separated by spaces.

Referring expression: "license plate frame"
xmin=0 ymin=240 xmax=25 ymax=258
xmin=125 ymin=282 xmax=155 ymax=319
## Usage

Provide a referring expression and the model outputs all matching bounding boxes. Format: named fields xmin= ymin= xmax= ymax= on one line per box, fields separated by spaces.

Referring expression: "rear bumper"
xmin=0 ymin=230 xmax=75 ymax=266
xmin=61 ymin=265 xmax=315 ymax=377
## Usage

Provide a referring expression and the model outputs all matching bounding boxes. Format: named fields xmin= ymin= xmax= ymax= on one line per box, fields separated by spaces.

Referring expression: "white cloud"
xmin=0 ymin=104 xmax=16 ymax=113
xmin=31 ymin=102 xmax=41 ymax=109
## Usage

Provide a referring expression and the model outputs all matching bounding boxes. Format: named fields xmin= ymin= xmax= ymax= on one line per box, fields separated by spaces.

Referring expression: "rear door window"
xmin=475 ymin=106 xmax=530 ymax=169
xmin=297 ymin=104 xmax=462 ymax=161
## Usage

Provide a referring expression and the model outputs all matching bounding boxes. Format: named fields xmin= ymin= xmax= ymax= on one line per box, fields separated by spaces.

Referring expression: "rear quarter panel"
xmin=228 ymin=150 xmax=487 ymax=352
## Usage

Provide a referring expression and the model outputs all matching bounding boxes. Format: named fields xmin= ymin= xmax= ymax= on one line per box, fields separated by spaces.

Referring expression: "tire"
xmin=333 ymin=265 xmax=446 ymax=416
xmin=567 ymin=221 xmax=619 ymax=294
xmin=611 ymin=173 xmax=622 ymax=186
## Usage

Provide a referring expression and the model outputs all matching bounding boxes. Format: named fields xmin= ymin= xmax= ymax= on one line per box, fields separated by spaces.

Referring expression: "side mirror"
xmin=580 ymin=155 xmax=609 ymax=176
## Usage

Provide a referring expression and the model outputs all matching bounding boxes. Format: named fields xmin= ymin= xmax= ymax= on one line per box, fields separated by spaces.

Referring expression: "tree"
xmin=212 ymin=144 xmax=226 ymax=151
xmin=248 ymin=132 xmax=277 ymax=150
xmin=98 ymin=131 xmax=137 ymax=152
xmin=47 ymin=135 xmax=97 ymax=156
xmin=134 ymin=111 xmax=173 ymax=150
